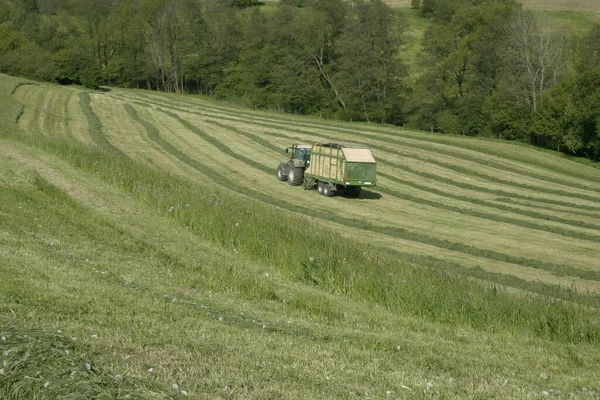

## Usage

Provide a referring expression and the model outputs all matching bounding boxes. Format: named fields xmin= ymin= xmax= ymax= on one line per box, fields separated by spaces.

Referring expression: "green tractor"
xmin=277 ymin=144 xmax=312 ymax=186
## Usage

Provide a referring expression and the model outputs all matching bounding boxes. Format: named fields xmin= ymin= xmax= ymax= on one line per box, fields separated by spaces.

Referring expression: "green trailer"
xmin=304 ymin=142 xmax=377 ymax=197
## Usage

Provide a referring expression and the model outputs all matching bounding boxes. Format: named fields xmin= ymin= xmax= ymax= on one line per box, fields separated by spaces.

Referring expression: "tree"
xmin=414 ymin=0 xmax=520 ymax=135
xmin=333 ymin=0 xmax=407 ymax=124
xmin=141 ymin=0 xmax=192 ymax=92
xmin=500 ymin=10 xmax=569 ymax=112
xmin=76 ymin=0 xmax=118 ymax=73
xmin=533 ymin=69 xmax=600 ymax=160
xmin=184 ymin=0 xmax=241 ymax=96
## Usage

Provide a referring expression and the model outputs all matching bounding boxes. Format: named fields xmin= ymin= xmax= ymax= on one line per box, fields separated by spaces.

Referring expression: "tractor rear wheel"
xmin=277 ymin=163 xmax=287 ymax=181
xmin=287 ymin=167 xmax=304 ymax=186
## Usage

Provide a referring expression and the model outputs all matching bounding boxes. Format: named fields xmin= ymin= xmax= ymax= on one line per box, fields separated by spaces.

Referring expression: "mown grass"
xmin=121 ymin=92 xmax=600 ymax=199
xmin=103 ymin=89 xmax=600 ymax=289
xmin=123 ymin=89 xmax=600 ymax=184
xmin=4 ymin=124 xmax=599 ymax=337
xmin=0 ymin=326 xmax=167 ymax=399
xmin=15 ymin=82 xmax=600 ymax=279
xmin=201 ymin=117 xmax=600 ymax=216
xmin=206 ymin=119 xmax=600 ymax=237
xmin=2 ymin=74 xmax=600 ymax=398
xmin=116 ymin=108 xmax=600 ymax=289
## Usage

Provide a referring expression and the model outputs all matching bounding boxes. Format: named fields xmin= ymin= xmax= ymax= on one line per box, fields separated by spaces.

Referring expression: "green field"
xmin=1 ymin=73 xmax=600 ymax=399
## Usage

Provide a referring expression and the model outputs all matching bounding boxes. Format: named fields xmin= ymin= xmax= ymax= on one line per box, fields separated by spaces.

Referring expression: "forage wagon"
xmin=277 ymin=142 xmax=377 ymax=197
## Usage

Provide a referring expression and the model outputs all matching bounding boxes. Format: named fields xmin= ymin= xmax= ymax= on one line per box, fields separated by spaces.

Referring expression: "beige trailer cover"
xmin=342 ymin=148 xmax=376 ymax=163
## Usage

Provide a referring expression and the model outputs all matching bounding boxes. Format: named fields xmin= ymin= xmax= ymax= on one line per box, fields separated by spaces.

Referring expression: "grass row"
xmin=377 ymin=171 xmax=600 ymax=231
xmin=161 ymin=110 xmax=273 ymax=175
xmin=113 ymin=90 xmax=600 ymax=214
xmin=207 ymin=120 xmax=600 ymax=238
xmin=494 ymin=197 xmax=600 ymax=219
xmin=117 ymin=107 xmax=600 ymax=290
xmin=78 ymin=92 xmax=125 ymax=157
xmin=130 ymin=90 xmax=600 ymax=184
xmin=118 ymin=92 xmax=600 ymax=205
xmin=376 ymin=184 xmax=600 ymax=243
xmin=3 ymin=125 xmax=600 ymax=345
xmin=257 ymin=128 xmax=600 ymax=213
xmin=256 ymin=122 xmax=600 ymax=203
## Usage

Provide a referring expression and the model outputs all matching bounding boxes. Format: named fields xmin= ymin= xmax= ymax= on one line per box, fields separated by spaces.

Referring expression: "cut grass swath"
xmin=78 ymin=92 xmax=126 ymax=157
xmin=208 ymin=119 xmax=600 ymax=235
xmin=0 ymin=326 xmax=167 ymax=399
xmin=259 ymin=129 xmax=600 ymax=213
xmin=131 ymin=90 xmax=600 ymax=186
xmin=123 ymin=105 xmax=600 ymax=285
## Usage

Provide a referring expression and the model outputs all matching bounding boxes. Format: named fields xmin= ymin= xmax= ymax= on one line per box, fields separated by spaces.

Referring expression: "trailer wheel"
xmin=288 ymin=167 xmax=303 ymax=186
xmin=277 ymin=163 xmax=287 ymax=181
xmin=323 ymin=184 xmax=335 ymax=197
xmin=317 ymin=181 xmax=324 ymax=195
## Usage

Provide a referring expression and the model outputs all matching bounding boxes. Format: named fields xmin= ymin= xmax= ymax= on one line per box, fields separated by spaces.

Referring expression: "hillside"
xmin=1 ymin=73 xmax=599 ymax=399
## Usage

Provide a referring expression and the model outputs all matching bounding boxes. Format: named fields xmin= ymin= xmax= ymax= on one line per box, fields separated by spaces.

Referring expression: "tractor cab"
xmin=286 ymin=144 xmax=312 ymax=167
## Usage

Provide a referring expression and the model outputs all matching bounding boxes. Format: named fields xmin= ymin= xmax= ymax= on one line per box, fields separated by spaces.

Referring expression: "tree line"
xmin=1 ymin=0 xmax=599 ymax=160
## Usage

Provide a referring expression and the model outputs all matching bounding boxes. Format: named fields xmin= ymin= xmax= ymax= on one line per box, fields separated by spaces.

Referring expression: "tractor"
xmin=277 ymin=144 xmax=312 ymax=186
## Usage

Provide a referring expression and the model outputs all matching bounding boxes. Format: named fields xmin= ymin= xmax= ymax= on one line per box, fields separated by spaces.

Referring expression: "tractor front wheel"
xmin=287 ymin=167 xmax=304 ymax=186
xmin=277 ymin=163 xmax=287 ymax=181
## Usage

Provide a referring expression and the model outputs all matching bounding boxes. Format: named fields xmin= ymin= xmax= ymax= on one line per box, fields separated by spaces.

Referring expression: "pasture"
xmin=1 ymin=74 xmax=600 ymax=398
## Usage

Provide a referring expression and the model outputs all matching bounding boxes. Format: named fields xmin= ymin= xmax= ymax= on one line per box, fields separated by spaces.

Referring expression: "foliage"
xmin=533 ymin=68 xmax=600 ymax=160
xmin=0 ymin=0 xmax=599 ymax=160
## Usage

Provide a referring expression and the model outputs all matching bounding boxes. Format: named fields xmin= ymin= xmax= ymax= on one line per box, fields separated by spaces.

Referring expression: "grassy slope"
xmin=1 ymin=73 xmax=600 ymax=400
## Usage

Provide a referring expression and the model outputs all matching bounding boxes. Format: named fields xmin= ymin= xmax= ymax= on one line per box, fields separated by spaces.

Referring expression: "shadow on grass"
xmin=354 ymin=189 xmax=382 ymax=200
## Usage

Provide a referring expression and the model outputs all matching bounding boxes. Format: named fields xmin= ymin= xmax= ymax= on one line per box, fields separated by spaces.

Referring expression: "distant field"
xmin=10 ymin=80 xmax=600 ymax=297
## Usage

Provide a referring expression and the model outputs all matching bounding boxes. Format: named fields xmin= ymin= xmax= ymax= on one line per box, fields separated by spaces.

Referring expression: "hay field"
xmin=12 ymin=82 xmax=600 ymax=298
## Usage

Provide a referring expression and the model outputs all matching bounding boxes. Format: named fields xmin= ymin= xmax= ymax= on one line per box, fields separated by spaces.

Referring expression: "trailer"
xmin=303 ymin=142 xmax=377 ymax=197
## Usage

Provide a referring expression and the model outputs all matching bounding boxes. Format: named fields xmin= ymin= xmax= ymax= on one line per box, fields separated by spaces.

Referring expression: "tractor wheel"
xmin=277 ymin=163 xmax=287 ymax=181
xmin=287 ymin=167 xmax=304 ymax=186
xmin=323 ymin=184 xmax=335 ymax=197
xmin=317 ymin=181 xmax=324 ymax=195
